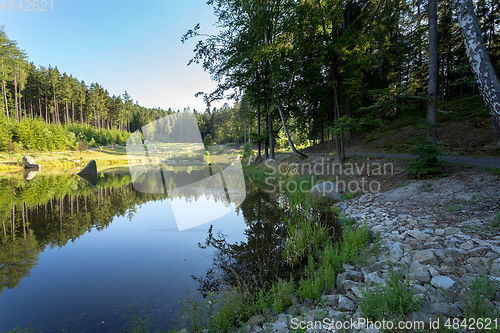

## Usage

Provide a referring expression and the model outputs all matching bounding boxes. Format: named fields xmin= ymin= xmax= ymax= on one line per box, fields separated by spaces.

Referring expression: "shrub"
xmin=242 ymin=142 xmax=253 ymax=159
xmin=461 ymin=275 xmax=500 ymax=319
xmin=203 ymin=134 xmax=214 ymax=148
xmin=360 ymin=268 xmax=422 ymax=322
xmin=407 ymin=142 xmax=444 ymax=179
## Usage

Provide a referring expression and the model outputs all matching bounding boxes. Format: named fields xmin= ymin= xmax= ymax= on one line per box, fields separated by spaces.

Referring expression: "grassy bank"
xmin=168 ymin=162 xmax=375 ymax=333
xmin=176 ymin=221 xmax=374 ymax=333
xmin=341 ymin=95 xmax=500 ymax=157
xmin=0 ymin=145 xmax=131 ymax=172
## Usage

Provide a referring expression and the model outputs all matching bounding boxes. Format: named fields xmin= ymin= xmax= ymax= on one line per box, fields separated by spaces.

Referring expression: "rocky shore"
xmin=237 ymin=172 xmax=500 ymax=333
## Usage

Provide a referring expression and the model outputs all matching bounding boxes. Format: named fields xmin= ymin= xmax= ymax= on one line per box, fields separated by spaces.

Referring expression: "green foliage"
xmin=180 ymin=291 xmax=211 ymax=332
xmin=407 ymin=142 xmax=444 ymax=179
xmin=360 ymin=268 xmax=422 ymax=322
xmin=203 ymin=133 xmax=214 ymax=148
xmin=241 ymin=142 xmax=253 ymax=159
xmin=438 ymin=95 xmax=490 ymax=122
xmin=269 ymin=278 xmax=295 ymax=314
xmin=243 ymin=164 xmax=273 ymax=184
xmin=211 ymin=288 xmax=249 ymax=332
xmin=296 ymin=225 xmax=371 ymax=302
xmin=341 ymin=191 xmax=355 ymax=201
xmin=282 ymin=196 xmax=330 ymax=267
xmin=461 ymin=276 xmax=500 ymax=319
xmin=339 ymin=224 xmax=371 ymax=262
xmin=0 ymin=114 xmax=11 ymax=151
xmin=297 ymin=255 xmax=323 ymax=301
xmin=357 ymin=86 xmax=428 ymax=122
xmin=0 ymin=118 xmax=130 ymax=153
xmin=68 ymin=123 xmax=130 ymax=147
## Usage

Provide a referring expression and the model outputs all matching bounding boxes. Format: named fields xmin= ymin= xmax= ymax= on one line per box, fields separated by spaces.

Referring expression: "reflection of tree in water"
xmin=0 ymin=173 xmax=169 ymax=295
xmin=193 ymin=188 xmax=297 ymax=296
xmin=193 ymin=185 xmax=343 ymax=296
xmin=0 ymin=167 xmax=242 ymax=296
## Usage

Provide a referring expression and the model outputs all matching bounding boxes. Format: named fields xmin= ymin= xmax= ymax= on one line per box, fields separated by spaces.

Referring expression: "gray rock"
xmin=443 ymin=248 xmax=466 ymax=259
xmin=337 ymin=295 xmax=355 ymax=311
xmin=328 ymin=310 xmax=346 ymax=322
xmin=77 ymin=160 xmax=97 ymax=186
xmin=430 ymin=302 xmax=462 ymax=317
xmin=460 ymin=240 xmax=475 ymax=250
xmin=413 ymin=249 xmax=438 ymax=265
xmin=445 ymin=227 xmax=460 ymax=235
xmin=427 ymin=266 xmax=440 ymax=277
xmin=431 ymin=276 xmax=456 ymax=290
xmin=434 ymin=229 xmax=445 ymax=236
xmin=468 ymin=257 xmax=489 ymax=276
xmin=410 ymin=309 xmax=434 ymax=327
xmin=491 ymin=258 xmax=500 ymax=277
xmin=336 ymin=272 xmax=350 ymax=290
xmin=342 ymin=280 xmax=362 ymax=291
xmin=408 ymin=229 xmax=429 ymax=241
xmin=465 ymin=263 xmax=476 ymax=274
xmin=443 ymin=256 xmax=455 ymax=264
xmin=351 ymin=286 xmax=366 ymax=299
xmin=309 ymin=182 xmax=342 ymax=201
xmin=491 ymin=245 xmax=500 ymax=254
xmin=362 ymin=261 xmax=388 ymax=275
xmin=438 ymin=264 xmax=467 ymax=275
xmin=323 ymin=294 xmax=339 ymax=307
xmin=276 ymin=314 xmax=293 ymax=324
xmin=22 ymin=156 xmax=41 ymax=170
xmin=469 ymin=246 xmax=491 ymax=257
xmin=389 ymin=244 xmax=404 ymax=262
xmin=347 ymin=269 xmax=365 ymax=282
xmin=365 ymin=272 xmax=387 ymax=286
xmin=409 ymin=262 xmax=430 ymax=284
xmin=271 ymin=321 xmax=288 ymax=333
xmin=246 ymin=315 xmax=265 ymax=327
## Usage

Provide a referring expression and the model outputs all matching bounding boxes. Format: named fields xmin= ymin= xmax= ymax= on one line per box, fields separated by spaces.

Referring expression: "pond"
xmin=0 ymin=167 xmax=306 ymax=332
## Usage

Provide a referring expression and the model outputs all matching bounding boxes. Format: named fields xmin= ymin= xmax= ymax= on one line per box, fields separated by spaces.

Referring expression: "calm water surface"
xmin=0 ymin=169 xmax=267 ymax=332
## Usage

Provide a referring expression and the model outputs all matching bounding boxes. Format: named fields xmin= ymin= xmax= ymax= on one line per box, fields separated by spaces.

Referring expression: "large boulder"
xmin=309 ymin=181 xmax=342 ymax=202
xmin=77 ymin=160 xmax=97 ymax=175
xmin=22 ymin=156 xmax=41 ymax=170
xmin=77 ymin=160 xmax=97 ymax=187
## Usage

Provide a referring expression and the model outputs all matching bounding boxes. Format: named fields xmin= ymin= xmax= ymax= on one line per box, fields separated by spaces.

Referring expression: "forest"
xmin=1 ymin=0 xmax=500 ymax=156
xmin=182 ymin=0 xmax=500 ymax=160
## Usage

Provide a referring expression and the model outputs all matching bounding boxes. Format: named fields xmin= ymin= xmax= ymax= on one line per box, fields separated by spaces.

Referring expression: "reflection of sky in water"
xmin=0 ymin=199 xmax=247 ymax=332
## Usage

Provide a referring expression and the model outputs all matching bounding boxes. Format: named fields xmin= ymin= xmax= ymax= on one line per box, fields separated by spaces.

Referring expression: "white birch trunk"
xmin=456 ymin=0 xmax=500 ymax=136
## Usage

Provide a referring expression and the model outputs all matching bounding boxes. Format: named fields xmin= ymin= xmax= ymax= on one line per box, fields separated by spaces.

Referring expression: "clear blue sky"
xmin=0 ymin=0 xmax=228 ymax=112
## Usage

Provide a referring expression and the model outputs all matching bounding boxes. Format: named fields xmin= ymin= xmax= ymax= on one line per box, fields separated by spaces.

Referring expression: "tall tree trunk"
xmin=52 ymin=84 xmax=57 ymax=124
xmin=277 ymin=103 xmax=307 ymax=159
xmin=456 ymin=0 xmax=500 ymax=136
xmin=257 ymin=95 xmax=261 ymax=157
xmin=267 ymin=98 xmax=274 ymax=159
xmin=428 ymin=0 xmax=438 ymax=143
xmin=1 ymin=58 xmax=6 ymax=119
xmin=45 ymin=95 xmax=48 ymax=124
xmin=65 ymin=100 xmax=69 ymax=124
xmin=2 ymin=79 xmax=7 ymax=120
xmin=14 ymin=71 xmax=19 ymax=121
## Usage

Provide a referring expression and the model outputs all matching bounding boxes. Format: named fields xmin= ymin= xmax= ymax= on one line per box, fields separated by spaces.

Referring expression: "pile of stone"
xmin=237 ymin=192 xmax=500 ymax=333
